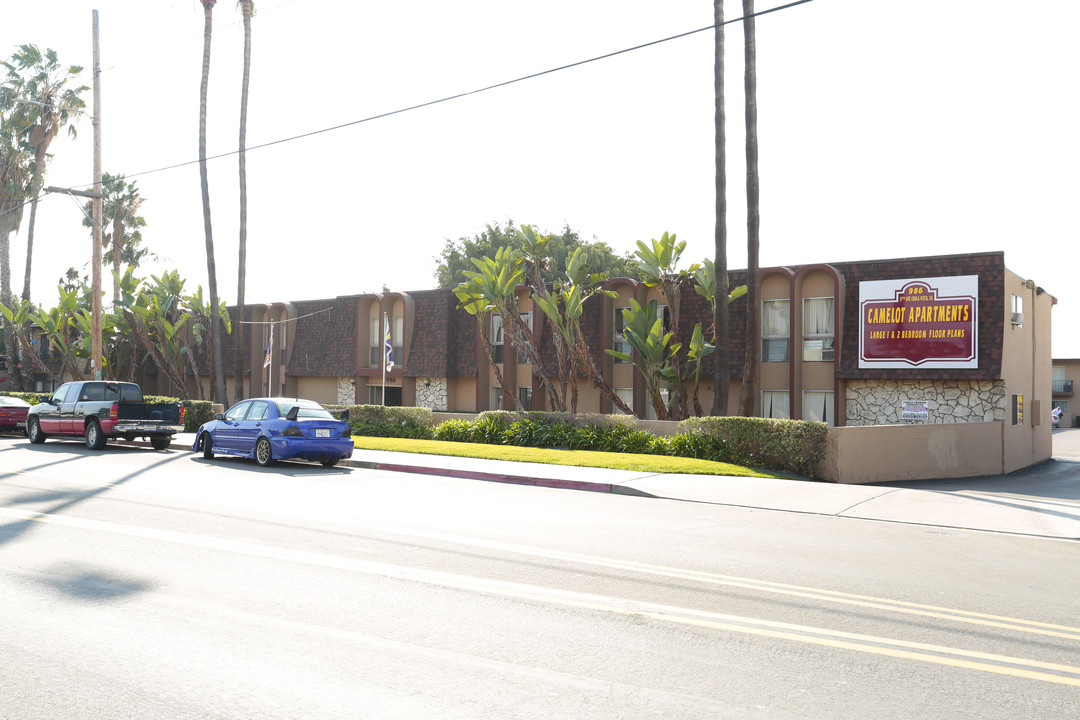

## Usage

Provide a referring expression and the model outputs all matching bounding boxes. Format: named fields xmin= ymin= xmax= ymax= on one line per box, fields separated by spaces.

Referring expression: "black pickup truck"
xmin=27 ymin=381 xmax=185 ymax=451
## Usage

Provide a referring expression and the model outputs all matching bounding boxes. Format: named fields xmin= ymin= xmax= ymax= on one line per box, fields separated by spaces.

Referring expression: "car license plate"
xmin=17 ymin=421 xmax=26 ymax=428
xmin=316 ymin=428 xmax=330 ymax=438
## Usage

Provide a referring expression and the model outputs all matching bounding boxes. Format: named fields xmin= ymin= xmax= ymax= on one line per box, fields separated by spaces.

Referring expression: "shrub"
xmin=679 ymin=416 xmax=828 ymax=478
xmin=469 ymin=414 xmax=511 ymax=444
xmin=0 ymin=391 xmax=49 ymax=405
xmin=433 ymin=419 xmax=476 ymax=443
xmin=613 ymin=427 xmax=663 ymax=455
xmin=420 ymin=410 xmax=824 ymax=478
xmin=143 ymin=396 xmax=214 ymax=432
xmin=325 ymin=404 xmax=434 ymax=439
xmin=182 ymin=400 xmax=216 ymax=432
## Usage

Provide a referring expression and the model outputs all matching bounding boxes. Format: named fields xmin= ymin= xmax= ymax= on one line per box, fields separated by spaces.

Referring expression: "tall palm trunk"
xmin=0 ymin=174 xmax=23 ymax=388
xmin=711 ymin=0 xmax=729 ymax=417
xmin=21 ymin=146 xmax=45 ymax=304
xmin=738 ymin=0 xmax=760 ymax=417
xmin=199 ymin=0 xmax=229 ymax=406
xmin=13 ymin=146 xmax=47 ymax=390
xmin=0 ymin=228 xmax=17 ymax=388
xmin=234 ymin=0 xmax=253 ymax=401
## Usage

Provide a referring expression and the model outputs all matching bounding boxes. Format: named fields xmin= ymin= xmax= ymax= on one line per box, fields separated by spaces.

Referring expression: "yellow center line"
xmin=2 ymin=505 xmax=1079 ymax=687
xmin=4 ymin=469 xmax=1079 ymax=643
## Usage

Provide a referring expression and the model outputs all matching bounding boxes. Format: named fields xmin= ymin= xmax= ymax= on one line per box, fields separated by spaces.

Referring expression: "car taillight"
xmin=179 ymin=405 xmax=186 ymax=426
xmin=110 ymin=402 xmax=119 ymax=421
xmin=282 ymin=426 xmax=303 ymax=437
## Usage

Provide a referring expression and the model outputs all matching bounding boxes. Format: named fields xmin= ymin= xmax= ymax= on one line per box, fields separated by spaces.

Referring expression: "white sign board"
xmin=902 ymin=400 xmax=929 ymax=421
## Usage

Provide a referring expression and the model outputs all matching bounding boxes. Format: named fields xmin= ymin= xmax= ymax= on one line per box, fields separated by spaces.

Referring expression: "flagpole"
xmin=386 ymin=313 xmax=390 ymax=408
xmin=265 ymin=321 xmax=273 ymax=396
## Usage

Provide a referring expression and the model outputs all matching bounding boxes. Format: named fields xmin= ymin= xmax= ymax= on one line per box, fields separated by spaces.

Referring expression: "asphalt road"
xmin=1 ymin=433 xmax=1078 ymax=719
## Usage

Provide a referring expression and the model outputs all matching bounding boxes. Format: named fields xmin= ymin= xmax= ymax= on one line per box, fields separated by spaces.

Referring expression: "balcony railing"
xmin=1053 ymin=379 xmax=1073 ymax=395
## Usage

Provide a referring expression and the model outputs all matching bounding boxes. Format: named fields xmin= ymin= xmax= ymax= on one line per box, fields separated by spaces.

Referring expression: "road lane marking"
xmin=4 ymin=472 xmax=1080 ymax=644
xmin=2 ymin=505 xmax=1079 ymax=687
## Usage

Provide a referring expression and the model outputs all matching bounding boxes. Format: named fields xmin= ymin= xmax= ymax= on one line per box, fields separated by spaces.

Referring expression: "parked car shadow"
xmin=187 ymin=454 xmax=353 ymax=476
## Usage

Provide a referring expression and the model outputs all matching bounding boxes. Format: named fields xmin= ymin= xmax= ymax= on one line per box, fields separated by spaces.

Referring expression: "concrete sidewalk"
xmin=173 ymin=430 xmax=1080 ymax=541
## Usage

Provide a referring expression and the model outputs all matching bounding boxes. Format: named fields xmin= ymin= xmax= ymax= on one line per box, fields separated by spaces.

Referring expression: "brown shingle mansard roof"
xmin=214 ymin=250 xmax=1009 ymax=382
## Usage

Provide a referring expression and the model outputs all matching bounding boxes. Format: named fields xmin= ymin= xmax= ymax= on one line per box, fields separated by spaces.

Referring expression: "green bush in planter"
xmin=679 ymin=416 xmax=827 ymax=478
xmin=324 ymin=404 xmax=434 ymax=439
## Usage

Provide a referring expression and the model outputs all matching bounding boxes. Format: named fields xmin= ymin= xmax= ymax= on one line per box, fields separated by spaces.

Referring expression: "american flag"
xmin=263 ymin=324 xmax=273 ymax=368
xmin=384 ymin=314 xmax=394 ymax=372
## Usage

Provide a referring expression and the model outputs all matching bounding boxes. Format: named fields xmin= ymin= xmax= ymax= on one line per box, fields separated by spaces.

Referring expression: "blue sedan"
xmin=193 ymin=397 xmax=353 ymax=468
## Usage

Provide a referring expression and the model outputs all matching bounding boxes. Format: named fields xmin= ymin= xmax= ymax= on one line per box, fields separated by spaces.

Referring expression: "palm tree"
xmin=198 ymin=0 xmax=229 ymax=406
xmin=711 ymin=0 xmax=730 ymax=416
xmin=0 ymin=45 xmax=88 ymax=304
xmin=82 ymin=173 xmax=146 ymax=305
xmin=234 ymin=0 xmax=254 ymax=400
xmin=0 ymin=114 xmax=31 ymax=389
xmin=738 ymin=0 xmax=761 ymax=417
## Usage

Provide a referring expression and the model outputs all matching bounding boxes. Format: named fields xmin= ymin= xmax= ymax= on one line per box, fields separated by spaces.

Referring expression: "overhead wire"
xmin=42 ymin=0 xmax=814 ymax=193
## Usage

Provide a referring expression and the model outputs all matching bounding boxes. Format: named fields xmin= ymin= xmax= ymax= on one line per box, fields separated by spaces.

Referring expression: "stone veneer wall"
xmin=337 ymin=377 xmax=355 ymax=405
xmin=415 ymin=377 xmax=448 ymax=411
xmin=846 ymin=379 xmax=1007 ymax=426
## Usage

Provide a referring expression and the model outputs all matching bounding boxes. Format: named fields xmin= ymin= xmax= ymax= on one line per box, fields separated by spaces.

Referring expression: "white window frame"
xmin=803 ymin=390 xmax=834 ymax=427
xmin=393 ymin=314 xmax=404 ymax=366
xmin=369 ymin=316 xmax=381 ymax=366
xmin=518 ymin=386 xmax=532 ymax=409
xmin=518 ymin=311 xmax=533 ymax=365
xmin=762 ymin=299 xmax=790 ymax=363
xmin=645 ymin=388 xmax=670 ymax=421
xmin=613 ymin=307 xmax=631 ymax=362
xmin=490 ymin=386 xmax=504 ymax=410
xmin=762 ymin=390 xmax=790 ymax=419
xmin=1052 ymin=366 xmax=1066 ymax=393
xmin=1012 ymin=294 xmax=1024 ymax=326
xmin=491 ymin=315 xmax=504 ymax=364
xmin=613 ymin=387 xmax=634 ymax=414
xmin=802 ymin=296 xmax=835 ymax=362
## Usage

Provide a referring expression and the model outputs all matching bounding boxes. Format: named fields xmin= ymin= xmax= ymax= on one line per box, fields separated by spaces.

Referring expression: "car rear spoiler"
xmin=284 ymin=406 xmax=349 ymax=422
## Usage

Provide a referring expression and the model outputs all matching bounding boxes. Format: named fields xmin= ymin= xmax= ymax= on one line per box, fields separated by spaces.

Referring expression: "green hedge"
xmin=0 ymin=391 xmax=49 ymax=405
xmin=324 ymin=404 xmax=435 ymax=439
xmin=426 ymin=411 xmax=826 ymax=478
xmin=143 ymin=396 xmax=216 ymax=432
xmin=679 ymin=416 xmax=828 ymax=478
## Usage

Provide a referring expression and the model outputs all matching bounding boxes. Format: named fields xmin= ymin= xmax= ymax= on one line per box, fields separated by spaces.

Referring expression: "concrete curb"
xmin=344 ymin=458 xmax=656 ymax=497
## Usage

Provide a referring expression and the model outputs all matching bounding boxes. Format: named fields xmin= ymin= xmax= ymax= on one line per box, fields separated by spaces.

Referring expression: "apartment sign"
xmin=859 ymin=275 xmax=978 ymax=368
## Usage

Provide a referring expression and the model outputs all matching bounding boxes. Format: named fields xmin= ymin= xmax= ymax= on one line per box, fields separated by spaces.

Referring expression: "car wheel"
xmin=320 ymin=457 xmax=339 ymax=468
xmin=200 ymin=432 xmax=214 ymax=459
xmin=255 ymin=437 xmax=274 ymax=467
xmin=27 ymin=418 xmax=46 ymax=444
xmin=150 ymin=436 xmax=171 ymax=451
xmin=86 ymin=420 xmax=107 ymax=450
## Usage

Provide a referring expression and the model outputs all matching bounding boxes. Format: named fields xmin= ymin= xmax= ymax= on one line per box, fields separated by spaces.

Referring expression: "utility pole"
xmin=91 ymin=9 xmax=103 ymax=380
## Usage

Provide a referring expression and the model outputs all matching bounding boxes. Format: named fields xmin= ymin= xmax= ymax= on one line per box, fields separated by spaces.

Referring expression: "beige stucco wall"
xmin=296 ymin=376 xmax=337 ymax=405
xmin=1053 ymin=358 xmax=1080 ymax=427
xmin=999 ymin=270 xmax=1054 ymax=473
xmin=447 ymin=377 xmax=476 ymax=413
xmin=822 ymin=422 xmax=1005 ymax=483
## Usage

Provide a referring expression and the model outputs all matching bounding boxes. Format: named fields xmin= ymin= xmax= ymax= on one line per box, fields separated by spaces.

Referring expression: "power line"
xmin=93 ymin=0 xmax=815 ymax=186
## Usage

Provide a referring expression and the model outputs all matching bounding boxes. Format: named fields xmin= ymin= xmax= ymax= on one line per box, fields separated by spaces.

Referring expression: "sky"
xmin=2 ymin=0 xmax=1078 ymax=357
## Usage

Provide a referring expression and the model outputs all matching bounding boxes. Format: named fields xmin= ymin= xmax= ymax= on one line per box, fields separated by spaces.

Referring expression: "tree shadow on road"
xmin=0 ymin=441 xmax=189 ymax=549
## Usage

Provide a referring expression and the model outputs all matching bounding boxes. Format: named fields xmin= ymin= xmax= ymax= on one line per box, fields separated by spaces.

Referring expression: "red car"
xmin=0 ymin=396 xmax=30 ymax=433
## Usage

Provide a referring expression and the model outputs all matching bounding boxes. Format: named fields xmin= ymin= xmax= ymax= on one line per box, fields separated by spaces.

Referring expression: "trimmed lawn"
xmin=352 ymin=436 xmax=789 ymax=479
